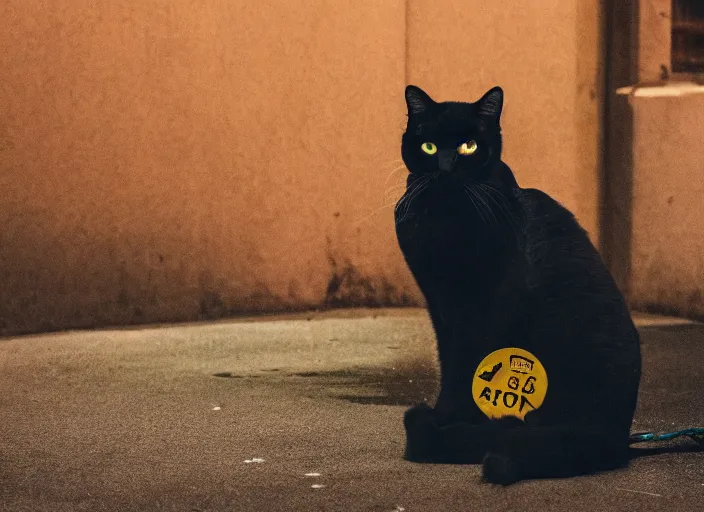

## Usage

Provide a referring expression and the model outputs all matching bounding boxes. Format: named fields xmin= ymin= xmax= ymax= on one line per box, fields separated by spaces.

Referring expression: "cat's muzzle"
xmin=437 ymin=150 xmax=458 ymax=172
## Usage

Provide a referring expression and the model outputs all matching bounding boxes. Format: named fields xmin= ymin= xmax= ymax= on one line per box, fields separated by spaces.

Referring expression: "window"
xmin=672 ymin=0 xmax=704 ymax=73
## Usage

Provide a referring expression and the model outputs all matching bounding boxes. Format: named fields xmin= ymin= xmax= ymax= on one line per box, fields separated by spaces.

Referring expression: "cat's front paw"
xmin=404 ymin=403 xmax=439 ymax=462
xmin=404 ymin=403 xmax=436 ymax=430
xmin=482 ymin=452 xmax=522 ymax=485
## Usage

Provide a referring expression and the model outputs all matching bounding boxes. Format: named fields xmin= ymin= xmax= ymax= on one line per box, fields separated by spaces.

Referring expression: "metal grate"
xmin=672 ymin=0 xmax=704 ymax=73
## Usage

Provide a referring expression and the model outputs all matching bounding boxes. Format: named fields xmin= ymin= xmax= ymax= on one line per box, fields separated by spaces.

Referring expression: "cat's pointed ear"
xmin=405 ymin=85 xmax=435 ymax=116
xmin=476 ymin=86 xmax=503 ymax=120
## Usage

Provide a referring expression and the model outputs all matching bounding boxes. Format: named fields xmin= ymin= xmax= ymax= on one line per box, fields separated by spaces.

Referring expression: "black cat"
xmin=395 ymin=85 xmax=641 ymax=484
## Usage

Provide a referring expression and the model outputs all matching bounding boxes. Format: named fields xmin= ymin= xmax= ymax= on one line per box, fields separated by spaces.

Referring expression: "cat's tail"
xmin=481 ymin=423 xmax=630 ymax=485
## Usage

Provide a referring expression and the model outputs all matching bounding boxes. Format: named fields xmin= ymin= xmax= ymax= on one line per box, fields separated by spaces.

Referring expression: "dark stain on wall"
xmin=630 ymin=288 xmax=704 ymax=323
xmin=0 ymin=234 xmax=421 ymax=337
xmin=324 ymin=255 xmax=413 ymax=309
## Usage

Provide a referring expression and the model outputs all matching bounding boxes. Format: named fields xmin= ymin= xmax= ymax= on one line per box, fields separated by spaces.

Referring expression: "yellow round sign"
xmin=472 ymin=348 xmax=548 ymax=420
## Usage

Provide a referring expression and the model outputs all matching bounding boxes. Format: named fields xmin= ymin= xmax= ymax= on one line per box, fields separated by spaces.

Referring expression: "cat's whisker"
xmin=354 ymin=174 xmax=421 ymax=229
xmin=395 ymin=180 xmax=424 ymax=221
xmin=478 ymin=184 xmax=511 ymax=210
xmin=385 ymin=180 xmax=408 ymax=193
xmin=395 ymin=175 xmax=428 ymax=213
xmin=385 ymin=195 xmax=406 ymax=210
xmin=353 ymin=201 xmax=399 ymax=229
xmin=397 ymin=176 xmax=431 ymax=223
xmin=385 ymin=175 xmax=408 ymax=190
xmin=385 ymin=184 xmax=407 ymax=193
xmin=384 ymin=186 xmax=408 ymax=202
xmin=468 ymin=186 xmax=496 ymax=228
xmin=463 ymin=189 xmax=486 ymax=227
xmin=478 ymin=185 xmax=510 ymax=218
xmin=385 ymin=191 xmax=405 ymax=201
xmin=464 ymin=186 xmax=490 ymax=228
xmin=478 ymin=184 xmax=522 ymax=238
xmin=477 ymin=186 xmax=515 ymax=242
xmin=385 ymin=192 xmax=406 ymax=206
xmin=376 ymin=158 xmax=404 ymax=170
xmin=383 ymin=166 xmax=411 ymax=199
xmin=395 ymin=188 xmax=416 ymax=219
xmin=468 ymin=186 xmax=499 ymax=227
xmin=480 ymin=187 xmax=507 ymax=225
xmin=485 ymin=187 xmax=522 ymax=244
xmin=383 ymin=166 xmax=409 ymax=189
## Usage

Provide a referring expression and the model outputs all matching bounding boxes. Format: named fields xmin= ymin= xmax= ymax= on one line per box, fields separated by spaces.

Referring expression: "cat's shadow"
xmin=290 ymin=358 xmax=439 ymax=406
xmin=629 ymin=442 xmax=704 ymax=459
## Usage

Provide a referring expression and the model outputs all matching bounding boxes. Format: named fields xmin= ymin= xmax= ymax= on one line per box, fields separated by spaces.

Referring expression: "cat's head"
xmin=401 ymin=86 xmax=504 ymax=181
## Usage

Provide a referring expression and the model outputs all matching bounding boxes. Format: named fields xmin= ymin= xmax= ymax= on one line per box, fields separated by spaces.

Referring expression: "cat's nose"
xmin=437 ymin=151 xmax=457 ymax=172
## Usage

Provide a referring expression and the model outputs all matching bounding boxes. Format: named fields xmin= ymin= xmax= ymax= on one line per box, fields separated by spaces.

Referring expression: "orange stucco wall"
xmin=0 ymin=1 xmax=603 ymax=335
xmin=628 ymin=94 xmax=704 ymax=319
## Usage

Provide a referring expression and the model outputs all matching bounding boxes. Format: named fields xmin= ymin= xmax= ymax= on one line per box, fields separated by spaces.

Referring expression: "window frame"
xmin=637 ymin=0 xmax=704 ymax=83
xmin=671 ymin=0 xmax=704 ymax=74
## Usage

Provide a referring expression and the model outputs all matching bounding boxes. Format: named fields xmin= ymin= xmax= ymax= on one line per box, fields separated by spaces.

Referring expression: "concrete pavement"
xmin=1 ymin=309 xmax=702 ymax=511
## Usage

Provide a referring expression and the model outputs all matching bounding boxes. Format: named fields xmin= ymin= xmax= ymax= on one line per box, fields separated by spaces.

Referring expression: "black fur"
xmin=395 ymin=85 xmax=641 ymax=484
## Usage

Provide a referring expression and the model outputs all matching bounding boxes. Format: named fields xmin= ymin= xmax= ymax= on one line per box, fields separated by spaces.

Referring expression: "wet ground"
xmin=0 ymin=309 xmax=702 ymax=511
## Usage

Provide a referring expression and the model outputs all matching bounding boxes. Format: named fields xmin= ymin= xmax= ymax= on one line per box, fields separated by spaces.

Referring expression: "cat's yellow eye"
xmin=421 ymin=142 xmax=437 ymax=155
xmin=458 ymin=140 xmax=478 ymax=156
